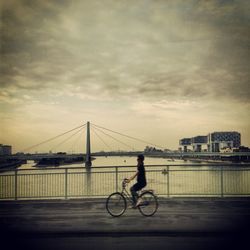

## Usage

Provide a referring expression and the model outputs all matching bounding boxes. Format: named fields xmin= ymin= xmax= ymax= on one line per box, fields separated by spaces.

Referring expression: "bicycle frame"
xmin=120 ymin=181 xmax=134 ymax=205
xmin=120 ymin=179 xmax=151 ymax=205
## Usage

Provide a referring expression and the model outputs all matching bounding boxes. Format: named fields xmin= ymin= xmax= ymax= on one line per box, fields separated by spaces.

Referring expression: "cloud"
xmin=1 ymin=0 xmax=249 ymax=107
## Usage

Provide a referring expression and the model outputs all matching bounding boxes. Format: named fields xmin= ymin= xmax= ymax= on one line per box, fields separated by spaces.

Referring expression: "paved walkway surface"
xmin=0 ymin=198 xmax=250 ymax=250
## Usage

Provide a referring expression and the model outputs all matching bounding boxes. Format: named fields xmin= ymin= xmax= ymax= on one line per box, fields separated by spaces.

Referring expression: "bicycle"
xmin=106 ymin=178 xmax=158 ymax=217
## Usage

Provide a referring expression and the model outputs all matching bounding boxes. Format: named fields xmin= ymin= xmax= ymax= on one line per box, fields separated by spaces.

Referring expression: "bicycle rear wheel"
xmin=106 ymin=192 xmax=127 ymax=217
xmin=138 ymin=191 xmax=158 ymax=216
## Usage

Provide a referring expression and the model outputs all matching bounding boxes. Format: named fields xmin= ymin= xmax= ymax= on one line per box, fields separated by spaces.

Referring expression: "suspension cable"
xmin=92 ymin=123 xmax=165 ymax=149
xmin=91 ymin=126 xmax=113 ymax=151
xmin=49 ymin=126 xmax=85 ymax=153
xmin=93 ymin=126 xmax=136 ymax=151
xmin=21 ymin=123 xmax=87 ymax=152
xmin=68 ymin=124 xmax=86 ymax=152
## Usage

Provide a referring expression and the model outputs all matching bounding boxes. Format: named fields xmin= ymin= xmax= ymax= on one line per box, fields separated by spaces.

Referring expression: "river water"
xmin=19 ymin=156 xmax=194 ymax=169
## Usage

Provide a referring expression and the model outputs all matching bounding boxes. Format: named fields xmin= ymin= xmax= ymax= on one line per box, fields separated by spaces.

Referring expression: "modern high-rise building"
xmin=179 ymin=131 xmax=241 ymax=152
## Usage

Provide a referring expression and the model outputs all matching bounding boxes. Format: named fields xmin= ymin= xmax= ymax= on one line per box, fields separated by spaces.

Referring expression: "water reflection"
xmin=85 ymin=167 xmax=91 ymax=196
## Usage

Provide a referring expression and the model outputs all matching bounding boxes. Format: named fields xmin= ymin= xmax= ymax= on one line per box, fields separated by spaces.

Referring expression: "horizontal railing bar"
xmin=220 ymin=194 xmax=250 ymax=196
xmin=159 ymin=169 xmax=250 ymax=172
xmin=67 ymin=171 xmax=128 ymax=174
xmin=16 ymin=173 xmax=65 ymax=176
xmin=166 ymin=194 xmax=250 ymax=196
xmin=1 ymin=194 xmax=250 ymax=200
xmin=0 ymin=168 xmax=249 ymax=175
xmin=1 ymin=192 xmax=250 ymax=198
xmin=1 ymin=163 xmax=250 ymax=173
xmin=1 ymin=168 xmax=249 ymax=176
xmin=16 ymin=196 xmax=66 ymax=199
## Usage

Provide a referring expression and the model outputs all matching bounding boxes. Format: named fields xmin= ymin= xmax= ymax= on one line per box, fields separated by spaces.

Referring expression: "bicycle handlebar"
xmin=122 ymin=178 xmax=129 ymax=188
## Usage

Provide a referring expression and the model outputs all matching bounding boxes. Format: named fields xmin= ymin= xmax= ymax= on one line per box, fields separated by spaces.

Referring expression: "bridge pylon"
xmin=85 ymin=121 xmax=92 ymax=168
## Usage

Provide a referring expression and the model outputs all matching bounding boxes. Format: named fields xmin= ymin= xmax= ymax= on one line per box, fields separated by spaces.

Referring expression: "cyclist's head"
xmin=137 ymin=154 xmax=144 ymax=162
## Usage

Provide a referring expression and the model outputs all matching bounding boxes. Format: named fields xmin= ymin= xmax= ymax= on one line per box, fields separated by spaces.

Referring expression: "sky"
xmin=0 ymin=0 xmax=250 ymax=153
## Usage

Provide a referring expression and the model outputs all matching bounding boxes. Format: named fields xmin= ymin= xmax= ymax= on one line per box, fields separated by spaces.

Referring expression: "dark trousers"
xmin=130 ymin=182 xmax=146 ymax=205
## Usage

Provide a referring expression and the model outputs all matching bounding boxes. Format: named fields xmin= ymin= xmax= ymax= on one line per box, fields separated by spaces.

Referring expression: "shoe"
xmin=135 ymin=198 xmax=143 ymax=207
xmin=128 ymin=205 xmax=136 ymax=209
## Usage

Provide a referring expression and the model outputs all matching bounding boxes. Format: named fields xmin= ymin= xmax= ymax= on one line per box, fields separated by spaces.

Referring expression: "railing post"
xmin=167 ymin=166 xmax=170 ymax=197
xmin=115 ymin=166 xmax=118 ymax=192
xmin=65 ymin=168 xmax=68 ymax=199
xmin=220 ymin=166 xmax=224 ymax=198
xmin=14 ymin=170 xmax=18 ymax=200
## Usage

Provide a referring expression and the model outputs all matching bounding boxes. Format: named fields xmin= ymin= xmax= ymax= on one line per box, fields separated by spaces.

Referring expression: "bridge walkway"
xmin=0 ymin=198 xmax=250 ymax=249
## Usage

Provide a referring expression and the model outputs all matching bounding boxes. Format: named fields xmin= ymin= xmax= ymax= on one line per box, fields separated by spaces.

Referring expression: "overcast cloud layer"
xmin=1 ymin=0 xmax=250 ymax=152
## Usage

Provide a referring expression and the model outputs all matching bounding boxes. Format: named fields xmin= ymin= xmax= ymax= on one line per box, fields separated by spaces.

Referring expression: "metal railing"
xmin=0 ymin=164 xmax=250 ymax=200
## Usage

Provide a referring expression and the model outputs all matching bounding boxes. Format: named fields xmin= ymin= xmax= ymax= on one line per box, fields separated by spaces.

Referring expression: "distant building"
xmin=179 ymin=138 xmax=191 ymax=152
xmin=208 ymin=132 xmax=241 ymax=152
xmin=191 ymin=136 xmax=208 ymax=152
xmin=144 ymin=146 xmax=163 ymax=153
xmin=0 ymin=144 xmax=12 ymax=155
xmin=179 ymin=138 xmax=191 ymax=145
xmin=179 ymin=131 xmax=241 ymax=152
xmin=179 ymin=136 xmax=207 ymax=152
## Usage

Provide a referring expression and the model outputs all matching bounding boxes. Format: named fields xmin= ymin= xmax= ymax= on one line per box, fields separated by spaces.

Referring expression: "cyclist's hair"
xmin=137 ymin=154 xmax=144 ymax=161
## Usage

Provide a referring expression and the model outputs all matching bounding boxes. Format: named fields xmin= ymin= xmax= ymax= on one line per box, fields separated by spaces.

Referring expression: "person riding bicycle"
xmin=126 ymin=154 xmax=147 ymax=208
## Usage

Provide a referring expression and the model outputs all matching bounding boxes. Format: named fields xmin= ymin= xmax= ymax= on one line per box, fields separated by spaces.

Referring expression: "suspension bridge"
xmin=2 ymin=121 xmax=250 ymax=169
xmin=3 ymin=121 xmax=166 ymax=168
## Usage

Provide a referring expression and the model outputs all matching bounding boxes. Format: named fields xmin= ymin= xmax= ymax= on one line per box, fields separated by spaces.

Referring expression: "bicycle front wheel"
xmin=106 ymin=192 xmax=127 ymax=217
xmin=138 ymin=191 xmax=158 ymax=216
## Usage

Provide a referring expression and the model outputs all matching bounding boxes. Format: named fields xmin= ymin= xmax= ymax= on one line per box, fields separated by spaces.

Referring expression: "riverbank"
xmin=143 ymin=153 xmax=250 ymax=163
xmin=34 ymin=160 xmax=84 ymax=168
xmin=33 ymin=156 xmax=89 ymax=167
xmin=0 ymin=159 xmax=26 ymax=171
xmin=187 ymin=158 xmax=233 ymax=164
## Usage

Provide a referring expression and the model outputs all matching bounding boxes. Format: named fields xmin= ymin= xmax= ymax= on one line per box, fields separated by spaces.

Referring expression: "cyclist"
xmin=126 ymin=154 xmax=147 ymax=208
